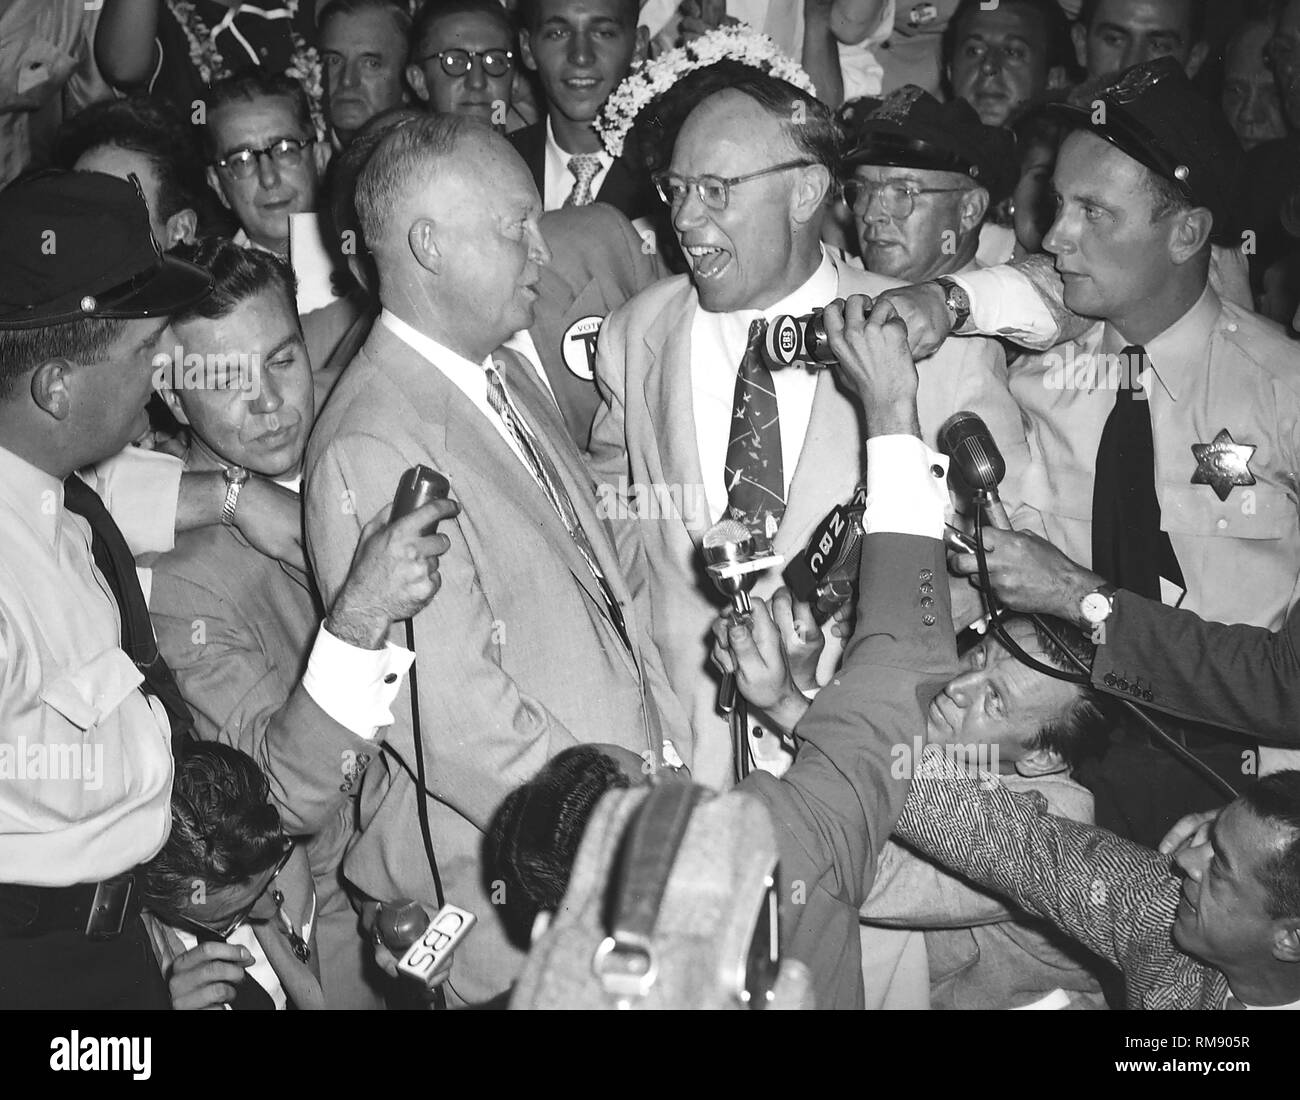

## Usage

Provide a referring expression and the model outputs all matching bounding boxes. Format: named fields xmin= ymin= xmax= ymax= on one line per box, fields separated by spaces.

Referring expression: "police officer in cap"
xmin=838 ymin=85 xmax=1018 ymax=281
xmin=0 ymin=171 xmax=212 ymax=1008
xmin=884 ymin=56 xmax=1300 ymax=846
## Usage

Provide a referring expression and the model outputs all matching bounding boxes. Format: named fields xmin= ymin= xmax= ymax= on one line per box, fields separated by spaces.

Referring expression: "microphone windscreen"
xmin=703 ymin=518 xmax=753 ymax=551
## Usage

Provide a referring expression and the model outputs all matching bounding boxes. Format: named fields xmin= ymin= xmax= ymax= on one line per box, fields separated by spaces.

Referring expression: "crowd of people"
xmin=2 ymin=0 xmax=1300 ymax=1013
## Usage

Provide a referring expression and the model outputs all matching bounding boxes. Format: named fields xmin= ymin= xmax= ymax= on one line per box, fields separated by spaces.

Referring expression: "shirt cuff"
xmin=863 ymin=436 xmax=949 ymax=539
xmin=949 ymin=268 xmax=1058 ymax=345
xmin=302 ymin=624 xmax=415 ymax=741
xmin=88 ymin=447 xmax=184 ymax=558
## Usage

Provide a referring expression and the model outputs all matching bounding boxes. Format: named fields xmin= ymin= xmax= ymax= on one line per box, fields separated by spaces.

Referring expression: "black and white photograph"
xmin=0 ymin=0 xmax=1295 ymax=1077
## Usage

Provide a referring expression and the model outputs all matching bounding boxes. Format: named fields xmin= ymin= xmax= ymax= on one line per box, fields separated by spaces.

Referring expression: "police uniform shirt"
xmin=997 ymin=285 xmax=1300 ymax=772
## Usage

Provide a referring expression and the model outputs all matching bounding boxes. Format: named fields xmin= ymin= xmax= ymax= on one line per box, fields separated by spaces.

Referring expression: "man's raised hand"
xmin=947 ymin=527 xmax=1103 ymax=624
xmin=876 ymin=281 xmax=955 ymax=359
xmin=822 ymin=294 xmax=921 ymax=437
xmin=327 ymin=499 xmax=460 ymax=650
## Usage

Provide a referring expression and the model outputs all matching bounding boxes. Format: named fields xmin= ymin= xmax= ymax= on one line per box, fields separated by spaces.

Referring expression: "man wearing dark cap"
xmin=0 ymin=170 xmax=212 ymax=1008
xmin=840 ymin=85 xmax=1018 ymax=283
xmin=883 ymin=57 xmax=1300 ymax=846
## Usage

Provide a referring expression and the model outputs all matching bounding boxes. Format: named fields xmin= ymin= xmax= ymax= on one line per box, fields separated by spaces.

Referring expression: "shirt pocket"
xmin=1159 ymin=482 xmax=1294 ymax=541
xmin=40 ymin=649 xmax=144 ymax=731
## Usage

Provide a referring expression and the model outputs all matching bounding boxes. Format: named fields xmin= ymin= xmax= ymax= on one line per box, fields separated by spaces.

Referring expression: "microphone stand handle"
xmin=980 ymin=492 xmax=1011 ymax=531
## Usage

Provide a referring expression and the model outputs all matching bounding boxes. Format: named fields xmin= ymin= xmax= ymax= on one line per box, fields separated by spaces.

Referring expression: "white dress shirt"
xmin=0 ymin=444 xmax=173 ymax=886
xmin=542 ymin=117 xmax=613 ymax=211
xmin=692 ymin=250 xmax=838 ymax=524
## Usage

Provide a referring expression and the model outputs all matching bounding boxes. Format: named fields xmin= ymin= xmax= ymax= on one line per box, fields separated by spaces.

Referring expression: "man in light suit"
xmin=311 ymin=108 xmax=667 ymax=451
xmin=589 ymin=72 xmax=1027 ymax=790
xmin=303 ymin=113 xmax=692 ymax=1005
xmin=148 ymin=238 xmax=455 ymax=1008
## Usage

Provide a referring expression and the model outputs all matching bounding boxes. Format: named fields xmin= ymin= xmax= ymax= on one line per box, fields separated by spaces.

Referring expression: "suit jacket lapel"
xmin=490 ymin=347 xmax=640 ymax=667
xmin=641 ymin=289 xmax=711 ymax=540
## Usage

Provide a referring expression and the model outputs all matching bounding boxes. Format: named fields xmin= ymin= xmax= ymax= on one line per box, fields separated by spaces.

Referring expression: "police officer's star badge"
xmin=1191 ymin=429 xmax=1257 ymax=502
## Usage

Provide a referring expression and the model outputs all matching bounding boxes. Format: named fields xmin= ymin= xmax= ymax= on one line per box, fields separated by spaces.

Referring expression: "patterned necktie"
xmin=563 ymin=154 xmax=603 ymax=207
xmin=724 ymin=319 xmax=785 ymax=541
xmin=62 ymin=475 xmax=195 ymax=748
xmin=1090 ymin=345 xmax=1184 ymax=600
xmin=484 ymin=364 xmax=632 ymax=652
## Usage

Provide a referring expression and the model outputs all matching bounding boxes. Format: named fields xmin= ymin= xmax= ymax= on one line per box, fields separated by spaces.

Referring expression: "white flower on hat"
xmin=595 ymin=23 xmax=818 ymax=159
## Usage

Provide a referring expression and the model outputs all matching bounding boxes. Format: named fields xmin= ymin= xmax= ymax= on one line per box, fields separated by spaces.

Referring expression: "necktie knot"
xmin=1117 ymin=344 xmax=1148 ymax=402
xmin=564 ymin=154 xmax=603 ymax=207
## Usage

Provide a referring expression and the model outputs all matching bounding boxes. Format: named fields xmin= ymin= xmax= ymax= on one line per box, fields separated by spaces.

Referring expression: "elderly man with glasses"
xmin=839 ymin=86 xmax=1019 ymax=282
xmin=203 ymin=70 xmax=328 ymax=259
xmin=589 ymin=72 xmax=1027 ymax=793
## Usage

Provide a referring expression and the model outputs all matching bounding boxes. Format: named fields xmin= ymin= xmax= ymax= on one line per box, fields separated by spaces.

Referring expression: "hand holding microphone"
xmin=327 ymin=467 xmax=459 ymax=650
xmin=374 ymin=898 xmax=474 ymax=994
xmin=820 ymin=294 xmax=921 ymax=437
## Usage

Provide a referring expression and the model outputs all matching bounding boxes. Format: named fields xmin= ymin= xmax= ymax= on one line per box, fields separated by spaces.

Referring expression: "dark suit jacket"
xmin=303 ymin=322 xmax=692 ymax=1003
xmin=1092 ymin=591 xmax=1300 ymax=744
xmin=742 ymin=531 xmax=957 ymax=1009
xmin=309 ymin=205 xmax=666 ymax=451
xmin=508 ymin=121 xmax=659 ymax=223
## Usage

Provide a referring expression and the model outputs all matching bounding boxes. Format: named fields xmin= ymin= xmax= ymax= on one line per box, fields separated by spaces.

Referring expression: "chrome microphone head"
xmin=702 ymin=519 xmax=757 ymax=601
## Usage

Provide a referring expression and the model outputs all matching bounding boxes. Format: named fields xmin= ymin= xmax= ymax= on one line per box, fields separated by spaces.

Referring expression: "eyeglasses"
xmin=652 ymin=160 xmax=816 ymax=212
xmin=214 ymin=137 xmax=315 ymax=180
xmin=168 ymin=839 xmax=295 ymax=942
xmin=417 ymin=47 xmax=514 ymax=77
xmin=841 ymin=179 xmax=971 ymax=219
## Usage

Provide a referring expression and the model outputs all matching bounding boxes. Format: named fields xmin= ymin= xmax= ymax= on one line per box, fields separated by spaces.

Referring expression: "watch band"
xmin=936 ymin=277 xmax=970 ymax=331
xmin=220 ymin=467 xmax=248 ymax=526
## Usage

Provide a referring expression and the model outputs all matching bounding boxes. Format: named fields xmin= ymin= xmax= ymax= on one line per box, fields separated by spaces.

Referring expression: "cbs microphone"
xmin=376 ymin=899 xmax=476 ymax=988
xmin=761 ymin=310 xmax=836 ymax=370
xmin=938 ymin=411 xmax=1011 ymax=530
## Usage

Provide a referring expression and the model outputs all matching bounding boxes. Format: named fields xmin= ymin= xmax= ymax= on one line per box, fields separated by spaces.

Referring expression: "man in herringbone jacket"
xmin=895 ymin=753 xmax=1300 ymax=1009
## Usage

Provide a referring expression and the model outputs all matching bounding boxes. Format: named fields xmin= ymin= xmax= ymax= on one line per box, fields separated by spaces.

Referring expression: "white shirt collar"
xmin=544 ymin=117 xmax=613 ymax=209
xmin=380 ymin=308 xmax=495 ymax=393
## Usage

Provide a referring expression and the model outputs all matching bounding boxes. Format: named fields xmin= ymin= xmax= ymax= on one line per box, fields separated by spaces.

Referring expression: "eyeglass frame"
xmin=166 ymin=838 xmax=296 ymax=943
xmin=415 ymin=47 xmax=515 ymax=78
xmin=213 ymin=137 xmax=316 ymax=180
xmin=652 ymin=159 xmax=818 ymax=212
xmin=840 ymin=177 xmax=973 ymax=219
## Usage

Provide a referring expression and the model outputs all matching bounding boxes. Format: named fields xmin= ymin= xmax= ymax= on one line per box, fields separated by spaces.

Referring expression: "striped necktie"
xmin=484 ymin=363 xmax=631 ymax=652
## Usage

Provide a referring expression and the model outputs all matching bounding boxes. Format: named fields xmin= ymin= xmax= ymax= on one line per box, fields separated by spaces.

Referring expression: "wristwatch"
xmin=1078 ymin=583 xmax=1119 ymax=629
xmin=220 ymin=466 xmax=250 ymax=526
xmin=935 ymin=277 xmax=971 ymax=331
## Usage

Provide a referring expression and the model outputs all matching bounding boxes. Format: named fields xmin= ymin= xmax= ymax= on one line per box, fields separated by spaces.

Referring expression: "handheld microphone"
xmin=376 ymin=900 xmax=477 ymax=988
xmin=938 ymin=411 xmax=1010 ymax=529
xmin=392 ymin=465 xmax=451 ymax=529
xmin=762 ymin=310 xmax=836 ymax=370
xmin=783 ymin=485 xmax=868 ymax=623
xmin=389 ymin=465 xmax=454 ymax=1007
xmin=702 ymin=519 xmax=784 ymax=783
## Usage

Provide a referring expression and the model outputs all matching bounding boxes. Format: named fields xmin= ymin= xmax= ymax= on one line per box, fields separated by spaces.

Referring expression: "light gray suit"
xmin=589 ymin=251 xmax=1029 ymax=787
xmin=303 ymin=321 xmax=692 ymax=1004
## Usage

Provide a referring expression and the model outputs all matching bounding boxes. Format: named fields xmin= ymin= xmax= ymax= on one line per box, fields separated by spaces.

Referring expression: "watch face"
xmin=1081 ymin=592 xmax=1110 ymax=624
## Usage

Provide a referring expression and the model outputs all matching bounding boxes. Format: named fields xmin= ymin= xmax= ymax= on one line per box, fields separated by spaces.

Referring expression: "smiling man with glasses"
xmin=589 ymin=73 xmax=1027 ymax=799
xmin=203 ymin=70 xmax=328 ymax=259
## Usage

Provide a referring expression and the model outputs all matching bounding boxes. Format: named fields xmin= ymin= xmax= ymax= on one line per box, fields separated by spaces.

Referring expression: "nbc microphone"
xmin=938 ymin=411 xmax=1010 ymax=530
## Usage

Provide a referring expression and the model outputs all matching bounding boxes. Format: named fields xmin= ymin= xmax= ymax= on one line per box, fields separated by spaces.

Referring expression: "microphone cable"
xmin=970 ymin=506 xmax=1238 ymax=801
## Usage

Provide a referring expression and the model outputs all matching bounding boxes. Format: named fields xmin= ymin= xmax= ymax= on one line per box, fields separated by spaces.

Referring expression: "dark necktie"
xmin=1090 ymin=345 xmax=1185 ymax=600
xmin=192 ymin=928 xmax=277 ymax=1010
xmin=484 ymin=364 xmax=633 ymax=653
xmin=62 ymin=475 xmax=195 ymax=748
xmin=725 ymin=319 xmax=785 ymax=541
